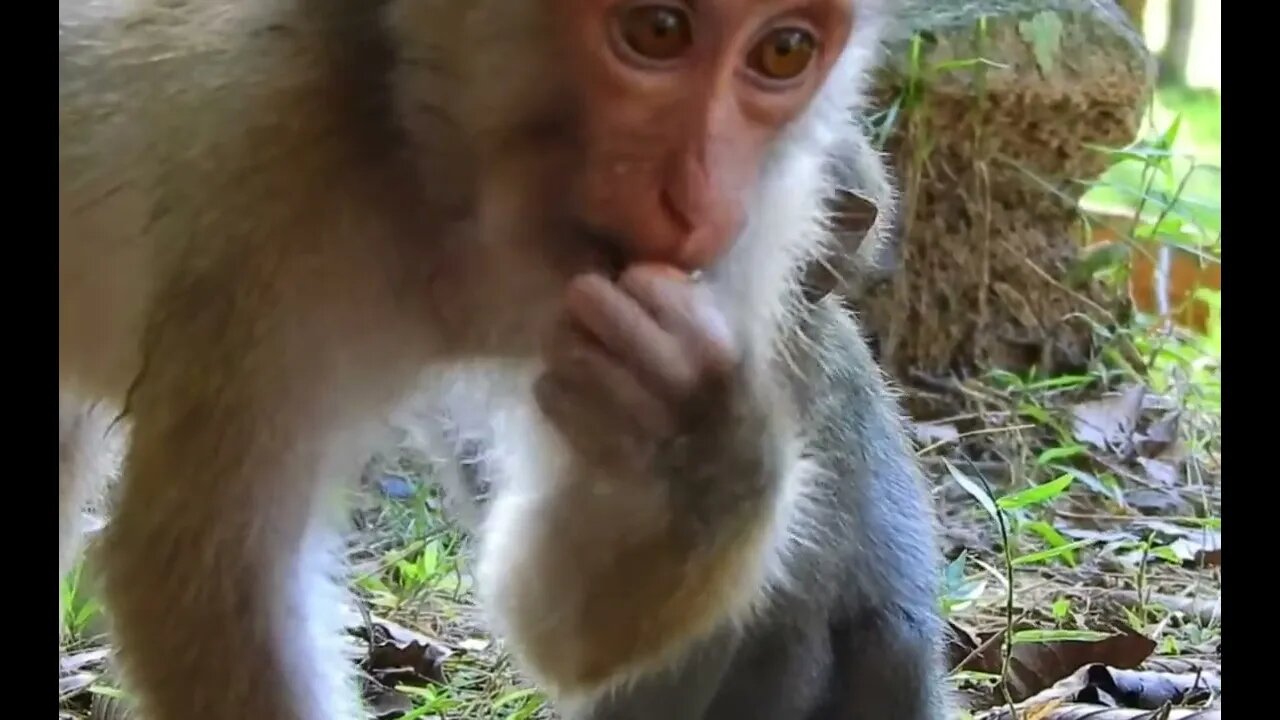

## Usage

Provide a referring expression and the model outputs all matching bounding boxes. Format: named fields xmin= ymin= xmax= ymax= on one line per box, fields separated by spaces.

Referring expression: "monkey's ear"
xmin=833 ymin=189 xmax=880 ymax=241
xmin=802 ymin=190 xmax=880 ymax=303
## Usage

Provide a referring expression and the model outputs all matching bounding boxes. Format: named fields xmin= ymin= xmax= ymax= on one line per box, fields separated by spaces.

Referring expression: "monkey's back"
xmin=58 ymin=0 xmax=417 ymax=402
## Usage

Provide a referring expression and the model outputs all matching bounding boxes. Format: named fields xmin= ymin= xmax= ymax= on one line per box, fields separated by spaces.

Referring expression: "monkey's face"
xmin=546 ymin=0 xmax=855 ymax=272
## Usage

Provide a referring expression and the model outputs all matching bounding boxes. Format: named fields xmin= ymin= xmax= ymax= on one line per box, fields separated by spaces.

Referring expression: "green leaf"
xmin=1023 ymin=521 xmax=1078 ymax=566
xmin=1018 ymin=11 xmax=1063 ymax=77
xmin=1012 ymin=539 xmax=1094 ymax=566
xmin=1068 ymin=240 xmax=1130 ymax=285
xmin=1018 ymin=403 xmax=1053 ymax=425
xmin=1037 ymin=445 xmax=1086 ymax=465
xmin=1051 ymin=597 xmax=1071 ymax=620
xmin=998 ymin=474 xmax=1075 ymax=510
xmin=1013 ymin=628 xmax=1112 ymax=644
xmin=1024 ymin=374 xmax=1095 ymax=392
xmin=943 ymin=460 xmax=1000 ymax=525
xmin=944 ymin=552 xmax=969 ymax=587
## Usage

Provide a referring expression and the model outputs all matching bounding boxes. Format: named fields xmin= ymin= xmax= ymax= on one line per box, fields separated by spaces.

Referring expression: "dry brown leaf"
xmin=975 ymin=662 xmax=1220 ymax=720
xmin=946 ymin=620 xmax=988 ymax=670
xmin=59 ymin=672 xmax=98 ymax=701
xmin=1135 ymin=411 xmax=1181 ymax=459
xmin=1123 ymin=488 xmax=1192 ymax=515
xmin=1025 ymin=698 xmax=1069 ymax=720
xmin=61 ymin=648 xmax=111 ymax=675
xmin=1165 ymin=536 xmax=1221 ymax=569
xmin=978 ymin=704 xmax=1220 ymax=719
xmin=1193 ymin=548 xmax=1221 ymax=569
xmin=364 ymin=637 xmax=449 ymax=689
xmin=1136 ymin=457 xmax=1180 ymax=486
xmin=343 ymin=608 xmax=452 ymax=714
xmin=1077 ymin=665 xmax=1219 ymax=709
xmin=367 ymin=689 xmax=416 ymax=720
xmin=914 ymin=421 xmax=960 ymax=445
xmin=1071 ymin=385 xmax=1146 ymax=455
xmin=1003 ymin=629 xmax=1156 ymax=701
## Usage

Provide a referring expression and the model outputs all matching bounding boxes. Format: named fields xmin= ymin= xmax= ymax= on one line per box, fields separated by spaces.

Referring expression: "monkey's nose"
xmin=660 ymin=154 xmax=712 ymax=236
xmin=655 ymin=155 xmax=741 ymax=270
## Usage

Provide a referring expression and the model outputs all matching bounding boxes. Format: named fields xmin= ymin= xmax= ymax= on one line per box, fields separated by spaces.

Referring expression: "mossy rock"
xmin=851 ymin=0 xmax=1155 ymax=382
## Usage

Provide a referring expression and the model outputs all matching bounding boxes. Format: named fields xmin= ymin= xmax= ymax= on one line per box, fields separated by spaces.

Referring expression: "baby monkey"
xmin=59 ymin=0 xmax=948 ymax=718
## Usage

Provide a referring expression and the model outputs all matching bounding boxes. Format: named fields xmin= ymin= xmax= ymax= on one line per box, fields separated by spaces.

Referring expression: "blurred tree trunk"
xmin=1118 ymin=0 xmax=1146 ymax=32
xmin=1158 ymin=0 xmax=1195 ymax=87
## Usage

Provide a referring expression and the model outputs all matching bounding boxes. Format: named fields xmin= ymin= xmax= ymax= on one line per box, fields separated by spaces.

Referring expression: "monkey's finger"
xmin=533 ymin=370 xmax=671 ymax=464
xmin=618 ymin=265 xmax=739 ymax=379
xmin=563 ymin=273 xmax=699 ymax=398
xmin=544 ymin=325 xmax=677 ymax=438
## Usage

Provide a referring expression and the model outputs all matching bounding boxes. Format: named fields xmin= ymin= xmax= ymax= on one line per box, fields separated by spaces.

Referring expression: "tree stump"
xmin=852 ymin=0 xmax=1156 ymax=381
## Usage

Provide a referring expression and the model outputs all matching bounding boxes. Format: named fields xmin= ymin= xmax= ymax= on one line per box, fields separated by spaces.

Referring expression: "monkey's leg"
xmin=820 ymin=604 xmax=950 ymax=719
xmin=93 ymin=292 xmax=416 ymax=720
xmin=697 ymin=611 xmax=835 ymax=720
xmin=97 ymin=413 xmax=364 ymax=718
xmin=59 ymin=393 xmax=122 ymax=634
xmin=570 ymin=627 xmax=740 ymax=720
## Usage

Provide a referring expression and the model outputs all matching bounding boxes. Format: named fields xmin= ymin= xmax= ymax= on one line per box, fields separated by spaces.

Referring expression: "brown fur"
xmin=59 ymin=1 xmax=909 ymax=718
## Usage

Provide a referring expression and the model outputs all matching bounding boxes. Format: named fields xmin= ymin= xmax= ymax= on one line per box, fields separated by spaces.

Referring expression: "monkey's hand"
xmin=534 ymin=263 xmax=742 ymax=467
xmin=479 ymin=263 xmax=799 ymax=702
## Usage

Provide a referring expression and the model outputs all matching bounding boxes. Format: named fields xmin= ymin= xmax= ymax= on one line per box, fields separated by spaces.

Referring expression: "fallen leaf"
xmin=458 ymin=637 xmax=491 ymax=653
xmin=1075 ymin=664 xmax=1219 ymax=710
xmin=59 ymin=672 xmax=97 ymax=700
xmin=1136 ymin=457 xmax=1180 ymax=486
xmin=946 ymin=620 xmax=985 ymax=670
xmin=914 ymin=421 xmax=960 ymax=445
xmin=1070 ymin=385 xmax=1145 ymax=456
xmin=1025 ymin=698 xmax=1067 ymax=720
xmin=343 ymin=606 xmax=453 ymax=713
xmin=1193 ymin=548 xmax=1221 ymax=569
xmin=367 ymin=689 xmax=416 ymax=720
xmin=1165 ymin=535 xmax=1221 ymax=568
xmin=1002 ymin=628 xmax=1156 ymax=700
xmin=978 ymin=702 xmax=1220 ymax=719
xmin=61 ymin=648 xmax=111 ymax=674
xmin=1135 ymin=411 xmax=1180 ymax=458
xmin=1123 ymin=488 xmax=1192 ymax=515
xmin=975 ymin=662 xmax=1220 ymax=719
xmin=364 ymin=638 xmax=449 ymax=689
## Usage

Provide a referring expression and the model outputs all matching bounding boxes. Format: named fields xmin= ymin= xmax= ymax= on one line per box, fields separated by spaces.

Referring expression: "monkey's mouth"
xmin=568 ymin=220 xmax=628 ymax=279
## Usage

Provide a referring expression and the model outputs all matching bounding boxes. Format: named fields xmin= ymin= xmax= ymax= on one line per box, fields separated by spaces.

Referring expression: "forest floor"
xmin=58 ymin=89 xmax=1222 ymax=720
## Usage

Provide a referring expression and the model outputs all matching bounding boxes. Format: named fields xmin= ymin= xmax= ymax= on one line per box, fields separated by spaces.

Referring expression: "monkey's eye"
xmin=748 ymin=28 xmax=818 ymax=82
xmin=619 ymin=5 xmax=694 ymax=62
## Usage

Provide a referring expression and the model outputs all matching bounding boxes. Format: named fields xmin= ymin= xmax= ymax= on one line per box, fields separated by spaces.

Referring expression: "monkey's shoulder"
xmin=60 ymin=2 xmax=342 ymax=125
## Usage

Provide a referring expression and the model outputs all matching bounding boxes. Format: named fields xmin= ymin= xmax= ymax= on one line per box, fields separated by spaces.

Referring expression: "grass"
xmin=59 ymin=21 xmax=1223 ymax=720
xmin=1082 ymin=85 xmax=1222 ymax=239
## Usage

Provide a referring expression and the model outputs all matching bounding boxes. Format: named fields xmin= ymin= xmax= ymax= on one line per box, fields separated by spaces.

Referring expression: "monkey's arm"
xmin=800 ymin=299 xmax=950 ymax=719
xmin=477 ymin=382 xmax=803 ymax=700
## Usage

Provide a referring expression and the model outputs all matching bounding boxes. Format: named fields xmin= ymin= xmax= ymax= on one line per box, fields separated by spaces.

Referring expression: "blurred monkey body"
xmin=59 ymin=1 xmax=945 ymax=719
xmin=429 ymin=299 xmax=948 ymax=720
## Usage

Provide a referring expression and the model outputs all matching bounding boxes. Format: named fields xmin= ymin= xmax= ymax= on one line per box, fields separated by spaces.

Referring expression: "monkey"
xmin=417 ymin=272 xmax=949 ymax=720
xmin=59 ymin=1 xmax=948 ymax=719
xmin=422 ymin=127 xmax=899 ymax=532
